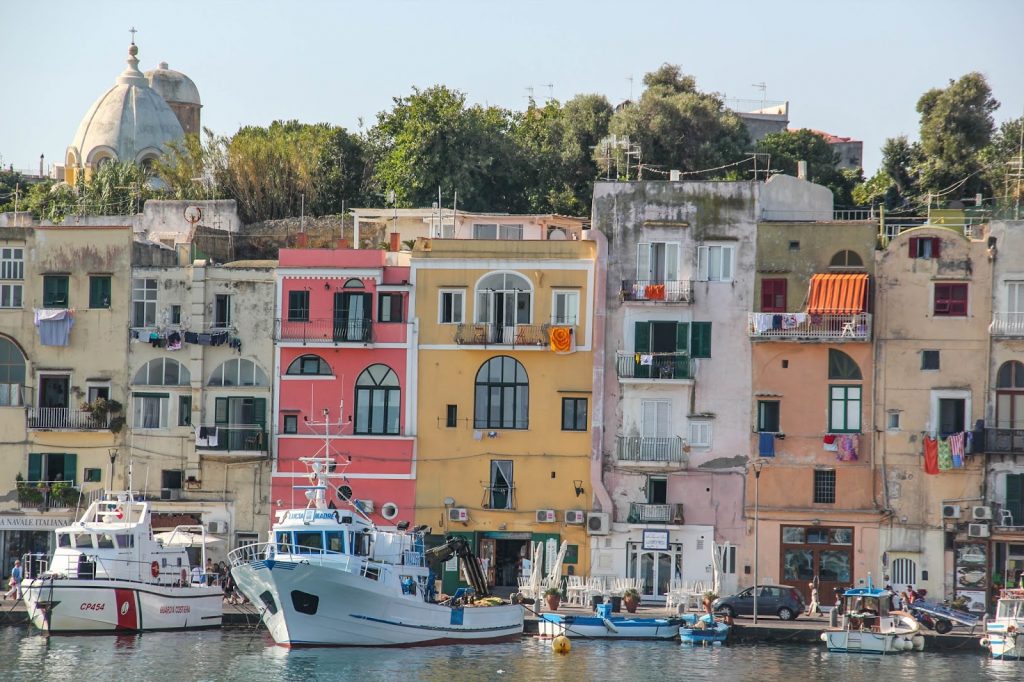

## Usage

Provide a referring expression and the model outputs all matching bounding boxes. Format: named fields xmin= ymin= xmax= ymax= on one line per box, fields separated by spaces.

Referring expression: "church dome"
xmin=68 ymin=43 xmax=184 ymax=170
xmin=145 ymin=62 xmax=201 ymax=106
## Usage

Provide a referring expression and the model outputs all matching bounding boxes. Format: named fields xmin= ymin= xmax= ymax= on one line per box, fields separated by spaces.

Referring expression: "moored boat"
xmin=538 ymin=610 xmax=681 ymax=640
xmin=20 ymin=492 xmax=223 ymax=633
xmin=820 ymin=583 xmax=923 ymax=654
xmin=679 ymin=613 xmax=729 ymax=645
xmin=981 ymin=589 xmax=1024 ymax=660
xmin=228 ymin=457 xmax=523 ymax=647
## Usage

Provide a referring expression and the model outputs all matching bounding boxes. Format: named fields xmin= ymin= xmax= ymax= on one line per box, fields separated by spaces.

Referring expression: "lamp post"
xmin=108 ymin=448 xmax=118 ymax=490
xmin=751 ymin=458 xmax=764 ymax=625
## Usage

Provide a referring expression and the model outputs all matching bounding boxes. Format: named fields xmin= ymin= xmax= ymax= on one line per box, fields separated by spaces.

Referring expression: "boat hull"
xmin=231 ymin=559 xmax=523 ymax=647
xmin=984 ymin=629 xmax=1024 ymax=660
xmin=21 ymin=579 xmax=223 ymax=633
xmin=538 ymin=614 xmax=680 ymax=640
xmin=822 ymin=629 xmax=921 ymax=654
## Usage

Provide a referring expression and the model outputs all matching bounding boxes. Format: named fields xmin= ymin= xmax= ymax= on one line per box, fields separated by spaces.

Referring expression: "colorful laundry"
xmin=758 ymin=431 xmax=775 ymax=457
xmin=836 ymin=434 xmax=858 ymax=462
xmin=937 ymin=437 xmax=953 ymax=471
xmin=923 ymin=437 xmax=939 ymax=475
xmin=823 ymin=434 xmax=838 ymax=452
xmin=34 ymin=308 xmax=75 ymax=346
xmin=949 ymin=432 xmax=965 ymax=468
xmin=548 ymin=326 xmax=574 ymax=353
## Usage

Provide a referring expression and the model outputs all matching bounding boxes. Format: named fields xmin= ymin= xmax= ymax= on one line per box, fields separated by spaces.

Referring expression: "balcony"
xmin=627 ymin=502 xmax=685 ymax=524
xmin=616 ymin=436 xmax=688 ymax=464
xmin=274 ymin=318 xmax=373 ymax=343
xmin=621 ymin=280 xmax=693 ymax=304
xmin=480 ymin=485 xmax=517 ymax=510
xmin=748 ymin=312 xmax=871 ymax=341
xmin=196 ymin=425 xmax=268 ymax=453
xmin=454 ymin=323 xmax=547 ymax=347
xmin=17 ymin=480 xmax=83 ymax=510
xmin=984 ymin=428 xmax=1024 ymax=455
xmin=27 ymin=407 xmax=110 ymax=430
xmin=991 ymin=313 xmax=1024 ymax=337
xmin=616 ymin=352 xmax=693 ymax=381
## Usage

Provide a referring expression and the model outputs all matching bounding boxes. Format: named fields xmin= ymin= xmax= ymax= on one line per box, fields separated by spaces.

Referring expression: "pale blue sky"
xmin=2 ymin=0 xmax=1022 ymax=180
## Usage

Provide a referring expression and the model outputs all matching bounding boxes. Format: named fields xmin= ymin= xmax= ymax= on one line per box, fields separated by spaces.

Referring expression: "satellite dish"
xmin=184 ymin=206 xmax=203 ymax=225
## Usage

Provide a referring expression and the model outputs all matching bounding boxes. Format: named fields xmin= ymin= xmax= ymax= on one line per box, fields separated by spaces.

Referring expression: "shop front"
xmin=780 ymin=525 xmax=854 ymax=604
xmin=0 ymin=513 xmax=74 ymax=580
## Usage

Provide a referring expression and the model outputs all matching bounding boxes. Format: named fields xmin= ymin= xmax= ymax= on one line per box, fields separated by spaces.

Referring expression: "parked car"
xmin=713 ymin=584 xmax=805 ymax=620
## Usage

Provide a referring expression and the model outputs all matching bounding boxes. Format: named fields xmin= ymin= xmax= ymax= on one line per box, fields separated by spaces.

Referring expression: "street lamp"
xmin=108 ymin=448 xmax=118 ymax=489
xmin=750 ymin=458 xmax=764 ymax=625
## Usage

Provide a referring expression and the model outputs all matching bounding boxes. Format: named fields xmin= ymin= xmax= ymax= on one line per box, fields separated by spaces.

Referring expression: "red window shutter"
xmin=932 ymin=238 xmax=941 ymax=258
xmin=761 ymin=279 xmax=787 ymax=312
xmin=908 ymin=237 xmax=918 ymax=258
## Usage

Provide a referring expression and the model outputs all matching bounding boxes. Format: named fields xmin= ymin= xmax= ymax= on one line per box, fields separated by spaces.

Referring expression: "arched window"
xmin=475 ymin=272 xmax=532 ymax=326
xmin=829 ymin=250 xmax=864 ymax=269
xmin=208 ymin=359 xmax=268 ymax=387
xmin=343 ymin=278 xmax=364 ymax=289
xmin=286 ymin=355 xmax=332 ymax=376
xmin=0 ymin=337 xmax=26 ymax=406
xmin=133 ymin=358 xmax=190 ymax=386
xmin=354 ymin=364 xmax=400 ymax=435
xmin=828 ymin=349 xmax=862 ymax=380
xmin=996 ymin=361 xmax=1024 ymax=429
xmin=474 ymin=356 xmax=529 ymax=429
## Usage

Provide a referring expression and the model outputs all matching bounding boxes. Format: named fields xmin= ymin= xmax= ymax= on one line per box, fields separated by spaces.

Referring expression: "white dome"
xmin=69 ymin=44 xmax=184 ymax=166
xmin=145 ymin=62 xmax=201 ymax=106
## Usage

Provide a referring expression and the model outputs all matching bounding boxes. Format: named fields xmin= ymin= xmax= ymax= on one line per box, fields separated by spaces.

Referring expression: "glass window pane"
xmin=782 ymin=527 xmax=806 ymax=543
xmin=783 ymin=549 xmax=814 ymax=582
xmin=224 ymin=361 xmax=239 ymax=386
xmin=830 ymin=529 xmax=853 ymax=545
xmin=820 ymin=551 xmax=852 ymax=582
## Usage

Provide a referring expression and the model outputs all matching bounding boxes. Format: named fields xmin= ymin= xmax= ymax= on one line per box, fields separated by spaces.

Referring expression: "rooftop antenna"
xmin=752 ymin=82 xmax=767 ymax=109
xmin=544 ymin=83 xmax=554 ymax=101
xmin=525 ymin=85 xmax=534 ymax=102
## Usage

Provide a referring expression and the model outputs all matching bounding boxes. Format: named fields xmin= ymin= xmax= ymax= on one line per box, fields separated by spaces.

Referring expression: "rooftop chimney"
xmin=389 ymin=232 xmax=401 ymax=252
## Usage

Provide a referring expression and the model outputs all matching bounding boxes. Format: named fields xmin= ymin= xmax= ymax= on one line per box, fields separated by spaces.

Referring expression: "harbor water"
xmin=1 ymin=627 xmax=1022 ymax=682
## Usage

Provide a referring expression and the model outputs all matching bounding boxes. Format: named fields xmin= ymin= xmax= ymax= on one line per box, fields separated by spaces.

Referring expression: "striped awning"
xmin=807 ymin=274 xmax=868 ymax=314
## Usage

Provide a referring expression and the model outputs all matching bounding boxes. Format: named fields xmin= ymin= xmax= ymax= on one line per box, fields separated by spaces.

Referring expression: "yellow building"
xmin=411 ymin=237 xmax=598 ymax=594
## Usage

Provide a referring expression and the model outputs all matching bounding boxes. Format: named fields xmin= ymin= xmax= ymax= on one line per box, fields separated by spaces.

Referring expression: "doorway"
xmin=478 ymin=533 xmax=530 ymax=593
xmin=627 ymin=541 xmax=682 ymax=599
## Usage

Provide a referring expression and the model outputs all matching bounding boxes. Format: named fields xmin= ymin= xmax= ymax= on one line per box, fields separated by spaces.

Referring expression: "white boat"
xmin=538 ymin=612 xmax=681 ymax=640
xmin=982 ymin=589 xmax=1024 ymax=660
xmin=821 ymin=584 xmax=923 ymax=654
xmin=20 ymin=492 xmax=223 ymax=632
xmin=228 ymin=457 xmax=524 ymax=647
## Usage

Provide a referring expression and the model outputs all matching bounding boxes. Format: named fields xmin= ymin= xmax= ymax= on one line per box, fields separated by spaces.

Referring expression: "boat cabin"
xmin=842 ymin=587 xmax=894 ymax=632
xmin=996 ymin=589 xmax=1024 ymax=621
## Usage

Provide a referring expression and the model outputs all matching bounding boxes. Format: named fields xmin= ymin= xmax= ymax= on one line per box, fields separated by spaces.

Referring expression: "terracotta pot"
xmin=623 ymin=596 xmax=639 ymax=613
xmin=703 ymin=600 xmax=714 ymax=614
xmin=545 ymin=594 xmax=560 ymax=611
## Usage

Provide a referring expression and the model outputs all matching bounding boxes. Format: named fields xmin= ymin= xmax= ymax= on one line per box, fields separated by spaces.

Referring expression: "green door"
xmin=634 ymin=322 xmax=651 ymax=378
xmin=1008 ymin=474 xmax=1024 ymax=524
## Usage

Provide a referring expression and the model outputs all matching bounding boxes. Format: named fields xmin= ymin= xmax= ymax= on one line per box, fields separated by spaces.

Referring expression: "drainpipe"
xmin=584 ymin=228 xmax=614 ymax=514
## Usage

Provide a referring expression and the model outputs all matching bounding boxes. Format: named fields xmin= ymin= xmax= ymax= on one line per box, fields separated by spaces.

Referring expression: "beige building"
xmin=875 ymin=225 xmax=991 ymax=606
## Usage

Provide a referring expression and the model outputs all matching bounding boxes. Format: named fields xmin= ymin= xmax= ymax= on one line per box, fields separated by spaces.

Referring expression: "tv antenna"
xmin=752 ymin=82 xmax=767 ymax=109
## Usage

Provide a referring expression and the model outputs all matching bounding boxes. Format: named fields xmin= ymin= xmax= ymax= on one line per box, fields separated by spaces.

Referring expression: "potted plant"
xmin=16 ymin=474 xmax=43 ymax=507
xmin=702 ymin=590 xmax=719 ymax=614
xmin=622 ymin=587 xmax=641 ymax=613
xmin=544 ymin=587 xmax=561 ymax=611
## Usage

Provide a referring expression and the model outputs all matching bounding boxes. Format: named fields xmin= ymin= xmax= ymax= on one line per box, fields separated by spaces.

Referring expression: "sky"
xmin=2 ymin=0 xmax=1022 ymax=179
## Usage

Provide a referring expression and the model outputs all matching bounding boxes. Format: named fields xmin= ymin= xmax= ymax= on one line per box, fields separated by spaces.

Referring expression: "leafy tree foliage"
xmin=14 ymin=161 xmax=155 ymax=222
xmin=756 ymin=129 xmax=860 ymax=205
xmin=980 ymin=115 xmax=1024 ymax=207
xmin=152 ymin=129 xmax=228 ymax=201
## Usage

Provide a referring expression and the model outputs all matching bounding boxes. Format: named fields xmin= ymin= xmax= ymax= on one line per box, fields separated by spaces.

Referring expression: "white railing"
xmin=991 ymin=313 xmax=1024 ymax=337
xmin=748 ymin=312 xmax=871 ymax=340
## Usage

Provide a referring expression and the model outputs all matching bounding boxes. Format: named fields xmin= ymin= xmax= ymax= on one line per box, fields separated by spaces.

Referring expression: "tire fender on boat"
xmin=602 ymin=618 xmax=619 ymax=633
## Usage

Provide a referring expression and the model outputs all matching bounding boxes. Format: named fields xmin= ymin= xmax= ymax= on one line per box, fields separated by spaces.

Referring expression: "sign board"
xmin=642 ymin=529 xmax=670 ymax=551
xmin=0 ymin=514 xmax=74 ymax=530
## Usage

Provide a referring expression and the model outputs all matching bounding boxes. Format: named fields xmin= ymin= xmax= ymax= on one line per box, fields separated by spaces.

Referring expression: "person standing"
xmin=4 ymin=560 xmax=23 ymax=600
xmin=806 ymin=582 xmax=821 ymax=616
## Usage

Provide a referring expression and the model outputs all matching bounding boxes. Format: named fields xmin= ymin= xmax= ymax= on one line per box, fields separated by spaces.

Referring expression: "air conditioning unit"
xmin=160 ymin=488 xmax=182 ymax=501
xmin=942 ymin=504 xmax=961 ymax=519
xmin=587 ymin=512 xmax=610 ymax=535
xmin=565 ymin=510 xmax=585 ymax=525
xmin=448 ymin=508 xmax=468 ymax=522
xmin=972 ymin=506 xmax=993 ymax=521
xmin=206 ymin=521 xmax=224 ymax=534
xmin=355 ymin=499 xmax=374 ymax=513
xmin=536 ymin=509 xmax=556 ymax=523
xmin=968 ymin=523 xmax=990 ymax=538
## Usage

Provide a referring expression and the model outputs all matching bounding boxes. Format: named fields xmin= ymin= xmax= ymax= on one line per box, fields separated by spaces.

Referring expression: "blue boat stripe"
xmin=349 ymin=613 xmax=519 ymax=633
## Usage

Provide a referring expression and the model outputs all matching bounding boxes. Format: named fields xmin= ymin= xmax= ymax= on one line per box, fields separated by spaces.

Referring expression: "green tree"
xmin=310 ymin=126 xmax=370 ymax=215
xmin=152 ymin=128 xmax=229 ymax=201
xmin=980 ymin=115 xmax=1024 ymax=209
xmin=756 ymin=129 xmax=860 ymax=205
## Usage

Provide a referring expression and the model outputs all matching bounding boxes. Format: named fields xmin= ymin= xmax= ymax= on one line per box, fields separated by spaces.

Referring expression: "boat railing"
xmin=228 ymin=541 xmax=399 ymax=581
xmin=23 ymin=552 xmax=207 ymax=587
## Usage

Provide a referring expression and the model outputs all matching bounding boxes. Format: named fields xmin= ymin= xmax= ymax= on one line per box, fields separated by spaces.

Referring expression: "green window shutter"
xmin=63 ymin=454 xmax=77 ymax=485
xmin=691 ymin=322 xmax=712 ymax=358
xmin=44 ymin=276 xmax=69 ymax=308
xmin=178 ymin=395 xmax=192 ymax=426
xmin=634 ymin=322 xmax=651 ymax=352
xmin=253 ymin=398 xmax=267 ymax=427
xmin=89 ymin=276 xmax=111 ymax=309
xmin=1008 ymin=474 xmax=1024 ymax=522
xmin=675 ymin=322 xmax=689 ymax=353
xmin=215 ymin=397 xmax=228 ymax=425
xmin=28 ymin=453 xmax=42 ymax=482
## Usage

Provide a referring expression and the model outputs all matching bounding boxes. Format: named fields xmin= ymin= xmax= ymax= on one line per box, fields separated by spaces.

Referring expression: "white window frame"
xmin=928 ymin=389 xmax=971 ymax=437
xmin=886 ymin=410 xmax=901 ymax=432
xmin=0 ymin=247 xmax=24 ymax=309
xmin=133 ymin=394 xmax=169 ymax=430
xmin=689 ymin=420 xmax=712 ymax=448
xmin=472 ymin=223 xmax=498 ymax=240
xmin=551 ymin=290 xmax=580 ymax=326
xmin=636 ymin=242 xmax=680 ymax=282
xmin=438 ymin=289 xmax=466 ymax=324
xmin=697 ymin=244 xmax=735 ymax=282
xmin=499 ymin=224 xmax=523 ymax=240
xmin=0 ymin=283 xmax=22 ymax=308
xmin=1007 ymin=281 xmax=1024 ymax=314
xmin=86 ymin=382 xmax=111 ymax=404
xmin=132 ymin=278 xmax=157 ymax=327
xmin=641 ymin=400 xmax=671 ymax=438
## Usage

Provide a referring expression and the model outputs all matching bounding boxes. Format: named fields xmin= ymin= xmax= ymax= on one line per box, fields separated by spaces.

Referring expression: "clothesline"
xmin=922 ymin=432 xmax=971 ymax=474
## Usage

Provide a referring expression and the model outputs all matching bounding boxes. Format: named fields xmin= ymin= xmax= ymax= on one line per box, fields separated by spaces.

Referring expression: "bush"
xmin=623 ymin=587 xmax=641 ymax=600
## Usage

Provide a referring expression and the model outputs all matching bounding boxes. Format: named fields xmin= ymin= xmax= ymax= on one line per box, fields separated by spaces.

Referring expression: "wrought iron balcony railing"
xmin=616 ymin=435 xmax=687 ymax=463
xmin=748 ymin=312 xmax=871 ymax=340
xmin=627 ymin=502 xmax=685 ymax=524
xmin=195 ymin=425 xmax=268 ymax=452
xmin=275 ymin=318 xmax=373 ymax=343
xmin=454 ymin=323 xmax=547 ymax=346
xmin=27 ymin=407 xmax=110 ymax=430
xmin=621 ymin=279 xmax=694 ymax=303
xmin=615 ymin=352 xmax=693 ymax=380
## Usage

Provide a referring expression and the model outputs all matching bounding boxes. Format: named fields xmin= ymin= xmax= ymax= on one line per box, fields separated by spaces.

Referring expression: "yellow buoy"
xmin=552 ymin=634 xmax=571 ymax=654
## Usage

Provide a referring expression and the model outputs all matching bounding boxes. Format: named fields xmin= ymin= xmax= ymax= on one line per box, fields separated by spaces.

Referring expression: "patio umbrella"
xmin=154 ymin=530 xmax=223 ymax=547
xmin=528 ymin=543 xmax=544 ymax=596
xmin=545 ymin=541 xmax=568 ymax=589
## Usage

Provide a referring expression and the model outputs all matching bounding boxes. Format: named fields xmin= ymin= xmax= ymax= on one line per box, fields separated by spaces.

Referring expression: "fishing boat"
xmin=981 ymin=589 xmax=1024 ymax=660
xmin=20 ymin=492 xmax=223 ymax=632
xmin=678 ymin=613 xmax=729 ymax=645
xmin=820 ymin=582 xmax=923 ymax=654
xmin=227 ymin=457 xmax=523 ymax=647
xmin=538 ymin=604 xmax=680 ymax=640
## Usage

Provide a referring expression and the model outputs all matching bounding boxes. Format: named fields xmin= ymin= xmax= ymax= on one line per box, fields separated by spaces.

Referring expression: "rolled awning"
xmin=807 ymin=274 xmax=868 ymax=314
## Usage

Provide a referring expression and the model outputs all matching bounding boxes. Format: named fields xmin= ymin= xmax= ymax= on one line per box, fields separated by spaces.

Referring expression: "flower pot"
xmin=623 ymin=596 xmax=639 ymax=613
xmin=703 ymin=600 xmax=714 ymax=614
xmin=545 ymin=594 xmax=560 ymax=611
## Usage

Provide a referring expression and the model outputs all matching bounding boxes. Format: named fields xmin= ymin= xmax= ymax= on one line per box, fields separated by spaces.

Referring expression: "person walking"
xmin=806 ymin=582 xmax=821 ymax=617
xmin=4 ymin=559 xmax=23 ymax=600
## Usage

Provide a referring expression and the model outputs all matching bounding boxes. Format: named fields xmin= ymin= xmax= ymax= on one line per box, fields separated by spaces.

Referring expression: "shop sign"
xmin=642 ymin=529 xmax=670 ymax=551
xmin=0 ymin=514 xmax=73 ymax=530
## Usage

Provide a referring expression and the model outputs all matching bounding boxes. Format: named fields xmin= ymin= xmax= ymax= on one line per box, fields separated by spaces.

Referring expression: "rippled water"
xmin=2 ymin=626 xmax=1021 ymax=681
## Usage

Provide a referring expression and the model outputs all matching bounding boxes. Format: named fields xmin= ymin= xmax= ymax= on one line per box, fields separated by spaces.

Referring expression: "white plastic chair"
xmin=1000 ymin=508 xmax=1014 ymax=527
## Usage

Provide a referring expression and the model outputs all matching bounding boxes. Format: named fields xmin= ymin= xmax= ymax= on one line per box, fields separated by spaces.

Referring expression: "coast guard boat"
xmin=821 ymin=581 xmax=923 ymax=654
xmin=981 ymin=589 xmax=1024 ymax=660
xmin=228 ymin=457 xmax=524 ymax=647
xmin=20 ymin=492 xmax=222 ymax=632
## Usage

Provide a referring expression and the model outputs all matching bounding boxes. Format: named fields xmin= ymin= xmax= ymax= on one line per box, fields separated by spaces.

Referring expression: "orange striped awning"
xmin=807 ymin=274 xmax=868 ymax=315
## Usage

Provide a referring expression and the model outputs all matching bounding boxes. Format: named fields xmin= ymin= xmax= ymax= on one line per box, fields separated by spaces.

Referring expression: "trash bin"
xmin=590 ymin=595 xmax=604 ymax=612
xmin=609 ymin=595 xmax=622 ymax=613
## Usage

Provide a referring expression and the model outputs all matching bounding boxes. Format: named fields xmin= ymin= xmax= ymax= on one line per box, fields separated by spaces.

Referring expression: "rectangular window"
xmin=561 ymin=398 xmax=588 ymax=431
xmin=177 ymin=395 xmax=192 ymax=427
xmin=84 ymin=468 xmax=102 ymax=483
xmin=909 ymin=236 xmax=941 ymax=259
xmin=887 ymin=411 xmax=901 ymax=430
xmin=0 ymin=247 xmax=24 ymax=308
xmin=161 ymin=469 xmax=184 ymax=490
xmin=214 ymin=294 xmax=232 ymax=327
xmin=697 ymin=244 xmax=735 ymax=282
xmin=938 ymin=398 xmax=966 ymax=436
xmin=829 ymin=385 xmax=862 ymax=433
xmin=133 ymin=394 xmax=168 ymax=429
xmin=445 ymin=404 xmax=457 ymax=428
xmin=761 ymin=278 xmax=787 ymax=312
xmin=690 ymin=322 xmax=712 ymax=358
xmin=132 ymin=278 xmax=157 ymax=326
xmin=378 ymin=293 xmax=404 ymax=323
xmin=472 ymin=223 xmax=498 ymax=240
xmin=934 ymin=283 xmax=967 ymax=317
xmin=499 ymin=224 xmax=523 ymax=240
xmin=283 ymin=414 xmax=298 ymax=434
xmin=814 ymin=470 xmax=836 ymax=504
xmin=170 ymin=305 xmax=181 ymax=324
xmin=921 ymin=350 xmax=940 ymax=370
xmin=439 ymin=290 xmax=465 ymax=324
xmin=87 ymin=385 xmax=110 ymax=403
xmin=28 ymin=452 xmax=77 ymax=485
xmin=489 ymin=460 xmax=514 ymax=510
xmin=647 ymin=476 xmax=668 ymax=504
xmin=757 ymin=400 xmax=780 ymax=432
xmin=689 ymin=420 xmax=712 ymax=447
xmin=1008 ymin=281 xmax=1024 ymax=315
xmin=43 ymin=275 xmax=69 ymax=308
xmin=89 ymin=275 xmax=111 ymax=309
xmin=552 ymin=291 xmax=579 ymax=325
xmin=287 ymin=290 xmax=310 ymax=322
xmin=636 ymin=242 xmax=680 ymax=282
xmin=0 ymin=283 xmax=22 ymax=308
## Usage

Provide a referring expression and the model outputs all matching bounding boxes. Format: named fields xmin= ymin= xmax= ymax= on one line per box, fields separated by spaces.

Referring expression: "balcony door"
xmin=39 ymin=375 xmax=69 ymax=409
xmin=997 ymin=361 xmax=1024 ymax=429
xmin=626 ymin=541 xmax=682 ymax=598
xmin=334 ymin=291 xmax=371 ymax=342
xmin=636 ymin=242 xmax=679 ymax=283
xmin=214 ymin=397 xmax=266 ymax=450
xmin=641 ymin=400 xmax=671 ymax=459
xmin=634 ymin=321 xmax=688 ymax=378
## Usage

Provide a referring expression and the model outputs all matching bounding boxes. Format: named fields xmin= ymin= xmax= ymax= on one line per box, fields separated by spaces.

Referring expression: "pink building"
xmin=273 ymin=247 xmax=415 ymax=527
